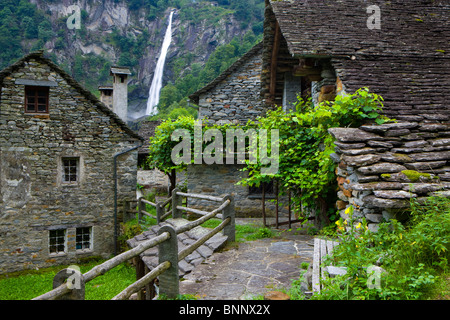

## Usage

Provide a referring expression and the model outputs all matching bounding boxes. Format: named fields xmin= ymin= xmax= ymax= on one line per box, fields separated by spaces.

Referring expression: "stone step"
xmin=127 ymin=218 xmax=228 ymax=277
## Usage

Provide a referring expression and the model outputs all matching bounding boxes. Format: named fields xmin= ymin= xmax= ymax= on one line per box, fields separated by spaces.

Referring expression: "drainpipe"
xmin=113 ymin=142 xmax=142 ymax=256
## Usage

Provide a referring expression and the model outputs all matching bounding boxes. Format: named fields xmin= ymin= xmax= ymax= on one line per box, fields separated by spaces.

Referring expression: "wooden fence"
xmin=32 ymin=189 xmax=234 ymax=300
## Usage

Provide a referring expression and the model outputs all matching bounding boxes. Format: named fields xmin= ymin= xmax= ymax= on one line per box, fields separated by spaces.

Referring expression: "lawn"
xmin=0 ymin=259 xmax=136 ymax=300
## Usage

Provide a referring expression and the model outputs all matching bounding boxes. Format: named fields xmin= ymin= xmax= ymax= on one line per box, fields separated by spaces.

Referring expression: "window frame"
xmin=61 ymin=157 xmax=80 ymax=185
xmin=76 ymin=227 xmax=93 ymax=252
xmin=49 ymin=229 xmax=67 ymax=255
xmin=24 ymin=86 xmax=49 ymax=114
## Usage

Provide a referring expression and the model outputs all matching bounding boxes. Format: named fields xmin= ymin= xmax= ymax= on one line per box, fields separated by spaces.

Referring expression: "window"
xmin=25 ymin=86 xmax=49 ymax=113
xmin=62 ymin=157 xmax=79 ymax=183
xmin=49 ymin=229 xmax=66 ymax=254
xmin=76 ymin=227 xmax=92 ymax=251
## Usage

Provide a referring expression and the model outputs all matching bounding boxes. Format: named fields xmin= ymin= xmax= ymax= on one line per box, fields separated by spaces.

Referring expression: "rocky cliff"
xmin=28 ymin=0 xmax=260 ymax=115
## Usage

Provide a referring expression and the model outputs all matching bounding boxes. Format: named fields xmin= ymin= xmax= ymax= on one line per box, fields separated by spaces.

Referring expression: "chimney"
xmin=98 ymin=86 xmax=114 ymax=111
xmin=110 ymin=66 xmax=131 ymax=122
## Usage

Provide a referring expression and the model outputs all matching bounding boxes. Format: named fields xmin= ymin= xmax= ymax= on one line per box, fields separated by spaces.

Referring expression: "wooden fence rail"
xmin=32 ymin=190 xmax=234 ymax=301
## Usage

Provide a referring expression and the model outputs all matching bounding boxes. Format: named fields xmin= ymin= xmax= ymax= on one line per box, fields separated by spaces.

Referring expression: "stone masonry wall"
xmin=329 ymin=122 xmax=450 ymax=231
xmin=185 ymin=164 xmax=288 ymax=218
xmin=0 ymin=56 xmax=140 ymax=273
xmin=197 ymin=48 xmax=264 ymax=125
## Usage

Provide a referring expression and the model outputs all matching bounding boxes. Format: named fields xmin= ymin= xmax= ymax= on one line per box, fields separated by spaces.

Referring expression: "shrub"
xmin=311 ymin=196 xmax=450 ymax=300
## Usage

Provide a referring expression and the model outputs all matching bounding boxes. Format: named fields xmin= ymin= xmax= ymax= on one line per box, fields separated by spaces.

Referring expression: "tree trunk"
xmin=168 ymin=169 xmax=176 ymax=197
xmin=315 ymin=196 xmax=331 ymax=229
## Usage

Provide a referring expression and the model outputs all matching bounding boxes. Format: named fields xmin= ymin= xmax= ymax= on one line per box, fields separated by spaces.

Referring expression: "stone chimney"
xmin=110 ymin=66 xmax=131 ymax=122
xmin=98 ymin=86 xmax=113 ymax=111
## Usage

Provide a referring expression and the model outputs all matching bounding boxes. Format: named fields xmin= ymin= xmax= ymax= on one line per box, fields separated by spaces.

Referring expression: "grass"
xmin=0 ymin=259 xmax=136 ymax=300
xmin=201 ymin=218 xmax=278 ymax=242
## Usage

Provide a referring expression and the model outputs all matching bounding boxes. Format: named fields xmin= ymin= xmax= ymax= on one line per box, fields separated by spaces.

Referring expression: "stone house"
xmin=185 ymin=42 xmax=286 ymax=217
xmin=263 ymin=0 xmax=450 ymax=230
xmin=190 ymin=42 xmax=264 ymax=126
xmin=0 ymin=50 xmax=143 ymax=273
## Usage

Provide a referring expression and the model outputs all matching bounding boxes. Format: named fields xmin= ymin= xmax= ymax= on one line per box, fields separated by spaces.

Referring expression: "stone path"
xmin=179 ymin=221 xmax=314 ymax=300
xmin=128 ymin=217 xmax=315 ymax=300
xmin=127 ymin=218 xmax=228 ymax=276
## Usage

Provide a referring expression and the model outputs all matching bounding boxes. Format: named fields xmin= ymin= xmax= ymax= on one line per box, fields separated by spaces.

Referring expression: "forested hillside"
xmin=0 ymin=0 xmax=264 ymax=121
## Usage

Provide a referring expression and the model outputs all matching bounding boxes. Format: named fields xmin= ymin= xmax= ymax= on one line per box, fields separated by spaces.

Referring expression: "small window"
xmin=76 ymin=227 xmax=92 ymax=251
xmin=25 ymin=86 xmax=49 ymax=114
xmin=49 ymin=229 xmax=66 ymax=254
xmin=62 ymin=157 xmax=79 ymax=183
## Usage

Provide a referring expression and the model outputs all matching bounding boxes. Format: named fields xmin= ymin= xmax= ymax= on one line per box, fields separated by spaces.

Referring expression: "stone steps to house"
xmin=126 ymin=218 xmax=228 ymax=277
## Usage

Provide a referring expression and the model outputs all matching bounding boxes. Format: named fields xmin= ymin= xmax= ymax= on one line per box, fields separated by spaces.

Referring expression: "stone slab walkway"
xmin=127 ymin=218 xmax=228 ymax=277
xmin=179 ymin=223 xmax=314 ymax=300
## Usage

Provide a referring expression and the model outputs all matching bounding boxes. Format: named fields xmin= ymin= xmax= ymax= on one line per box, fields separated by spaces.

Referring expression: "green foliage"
xmin=0 ymin=0 xmax=51 ymax=68
xmin=312 ymin=197 xmax=450 ymax=300
xmin=146 ymin=115 xmax=196 ymax=174
xmin=118 ymin=219 xmax=144 ymax=252
xmin=202 ymin=219 xmax=279 ymax=242
xmin=239 ymin=88 xmax=388 ymax=216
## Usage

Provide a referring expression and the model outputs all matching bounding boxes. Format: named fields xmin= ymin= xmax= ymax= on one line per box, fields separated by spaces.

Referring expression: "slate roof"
xmin=137 ymin=120 xmax=161 ymax=154
xmin=0 ymin=50 xmax=143 ymax=141
xmin=267 ymin=0 xmax=450 ymax=120
xmin=270 ymin=0 xmax=449 ymax=58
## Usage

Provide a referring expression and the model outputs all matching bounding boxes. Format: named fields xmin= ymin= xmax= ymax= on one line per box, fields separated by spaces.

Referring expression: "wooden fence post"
xmin=171 ymin=188 xmax=182 ymax=219
xmin=156 ymin=202 xmax=163 ymax=224
xmin=138 ymin=197 xmax=145 ymax=223
xmin=221 ymin=195 xmax=235 ymax=243
xmin=134 ymin=257 xmax=145 ymax=300
xmin=52 ymin=267 xmax=85 ymax=300
xmin=158 ymin=225 xmax=179 ymax=299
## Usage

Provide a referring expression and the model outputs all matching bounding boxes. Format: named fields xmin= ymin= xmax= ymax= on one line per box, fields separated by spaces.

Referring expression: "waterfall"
xmin=146 ymin=11 xmax=174 ymax=116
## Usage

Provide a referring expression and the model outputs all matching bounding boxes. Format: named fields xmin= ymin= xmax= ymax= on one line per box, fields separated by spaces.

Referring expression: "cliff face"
xmin=28 ymin=0 xmax=255 ymax=113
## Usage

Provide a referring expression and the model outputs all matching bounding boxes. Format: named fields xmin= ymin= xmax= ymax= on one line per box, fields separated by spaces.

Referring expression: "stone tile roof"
xmin=267 ymin=0 xmax=450 ymax=120
xmin=0 ymin=50 xmax=143 ymax=142
xmin=137 ymin=120 xmax=161 ymax=154
xmin=270 ymin=0 xmax=449 ymax=58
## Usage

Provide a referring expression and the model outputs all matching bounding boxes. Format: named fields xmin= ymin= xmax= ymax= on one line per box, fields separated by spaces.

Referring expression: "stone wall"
xmin=329 ymin=122 xmax=450 ymax=231
xmin=0 ymin=53 xmax=141 ymax=273
xmin=185 ymin=164 xmax=288 ymax=218
xmin=195 ymin=44 xmax=264 ymax=125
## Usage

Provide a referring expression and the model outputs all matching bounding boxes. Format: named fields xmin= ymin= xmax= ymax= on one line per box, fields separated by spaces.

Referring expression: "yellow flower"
xmin=355 ymin=222 xmax=362 ymax=229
